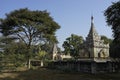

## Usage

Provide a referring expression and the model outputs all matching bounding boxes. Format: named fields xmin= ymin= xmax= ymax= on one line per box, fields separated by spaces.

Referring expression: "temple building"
xmin=79 ymin=16 xmax=110 ymax=62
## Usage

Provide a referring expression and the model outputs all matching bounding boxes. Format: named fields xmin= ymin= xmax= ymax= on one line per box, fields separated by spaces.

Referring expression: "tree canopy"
xmin=0 ymin=8 xmax=60 ymax=49
xmin=101 ymin=35 xmax=112 ymax=44
xmin=62 ymin=34 xmax=84 ymax=57
xmin=104 ymin=1 xmax=120 ymax=58
xmin=0 ymin=8 xmax=60 ymax=68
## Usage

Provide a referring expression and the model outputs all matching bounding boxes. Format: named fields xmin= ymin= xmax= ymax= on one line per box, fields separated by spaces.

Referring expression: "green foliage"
xmin=0 ymin=8 xmax=60 ymax=51
xmin=0 ymin=53 xmax=26 ymax=71
xmin=0 ymin=8 xmax=60 ymax=67
xmin=101 ymin=35 xmax=115 ymax=58
xmin=0 ymin=36 xmax=17 ymax=52
xmin=104 ymin=1 xmax=120 ymax=58
xmin=40 ymin=43 xmax=53 ymax=54
xmin=3 ymin=41 xmax=28 ymax=55
xmin=62 ymin=34 xmax=84 ymax=57
xmin=101 ymin=35 xmax=112 ymax=44
xmin=104 ymin=1 xmax=120 ymax=41
xmin=0 ymin=41 xmax=28 ymax=68
xmin=37 ymin=50 xmax=47 ymax=60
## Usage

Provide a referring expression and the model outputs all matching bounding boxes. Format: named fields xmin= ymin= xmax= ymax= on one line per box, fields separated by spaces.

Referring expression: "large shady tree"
xmin=104 ymin=1 xmax=120 ymax=58
xmin=0 ymin=8 xmax=60 ymax=68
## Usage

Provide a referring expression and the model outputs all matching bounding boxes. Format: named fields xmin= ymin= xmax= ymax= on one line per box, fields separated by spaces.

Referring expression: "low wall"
xmin=48 ymin=60 xmax=118 ymax=73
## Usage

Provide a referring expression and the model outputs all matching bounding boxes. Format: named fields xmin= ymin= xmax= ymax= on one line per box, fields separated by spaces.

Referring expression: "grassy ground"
xmin=0 ymin=67 xmax=120 ymax=80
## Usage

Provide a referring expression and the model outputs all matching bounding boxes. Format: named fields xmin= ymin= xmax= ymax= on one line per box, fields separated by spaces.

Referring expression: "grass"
xmin=0 ymin=67 xmax=120 ymax=80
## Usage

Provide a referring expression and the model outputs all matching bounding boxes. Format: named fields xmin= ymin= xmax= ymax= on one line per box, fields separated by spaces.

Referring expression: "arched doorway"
xmin=98 ymin=49 xmax=105 ymax=58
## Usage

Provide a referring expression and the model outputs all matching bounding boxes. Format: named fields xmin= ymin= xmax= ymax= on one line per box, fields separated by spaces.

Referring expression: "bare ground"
xmin=0 ymin=67 xmax=120 ymax=80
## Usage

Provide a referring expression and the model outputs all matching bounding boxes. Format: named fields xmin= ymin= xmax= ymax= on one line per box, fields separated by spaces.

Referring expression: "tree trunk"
xmin=28 ymin=58 xmax=31 ymax=69
xmin=27 ymin=47 xmax=31 ymax=69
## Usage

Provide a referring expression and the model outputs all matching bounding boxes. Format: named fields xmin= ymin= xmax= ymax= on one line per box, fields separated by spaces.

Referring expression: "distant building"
xmin=52 ymin=44 xmax=72 ymax=61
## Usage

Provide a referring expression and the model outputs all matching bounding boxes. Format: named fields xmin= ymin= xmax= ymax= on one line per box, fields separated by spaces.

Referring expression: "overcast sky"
xmin=0 ymin=0 xmax=118 ymax=49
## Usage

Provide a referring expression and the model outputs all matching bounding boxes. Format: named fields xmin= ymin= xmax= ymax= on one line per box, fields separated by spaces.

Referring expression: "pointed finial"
xmin=91 ymin=15 xmax=94 ymax=23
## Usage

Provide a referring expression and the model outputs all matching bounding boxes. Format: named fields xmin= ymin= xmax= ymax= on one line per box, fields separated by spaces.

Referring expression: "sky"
xmin=0 ymin=0 xmax=118 ymax=49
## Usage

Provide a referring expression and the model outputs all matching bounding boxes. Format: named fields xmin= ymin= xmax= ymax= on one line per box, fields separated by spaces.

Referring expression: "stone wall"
xmin=48 ymin=60 xmax=118 ymax=73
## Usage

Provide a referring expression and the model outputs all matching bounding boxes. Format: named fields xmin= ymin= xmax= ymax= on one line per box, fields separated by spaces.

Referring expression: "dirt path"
xmin=0 ymin=72 xmax=19 ymax=78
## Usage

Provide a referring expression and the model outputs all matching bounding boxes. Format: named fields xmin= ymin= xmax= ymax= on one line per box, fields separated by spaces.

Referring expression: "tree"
xmin=62 ymin=34 xmax=84 ymax=57
xmin=101 ymin=35 xmax=115 ymax=57
xmin=0 ymin=8 xmax=60 ymax=68
xmin=101 ymin=35 xmax=112 ymax=44
xmin=0 ymin=40 xmax=27 ymax=67
xmin=37 ymin=50 xmax=47 ymax=60
xmin=104 ymin=1 xmax=120 ymax=58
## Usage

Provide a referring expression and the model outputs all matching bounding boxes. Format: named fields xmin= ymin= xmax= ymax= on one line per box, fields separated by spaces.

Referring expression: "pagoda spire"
xmin=86 ymin=16 xmax=99 ymax=41
xmin=89 ymin=16 xmax=98 ymax=35
xmin=91 ymin=15 xmax=94 ymax=24
xmin=90 ymin=15 xmax=95 ymax=33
